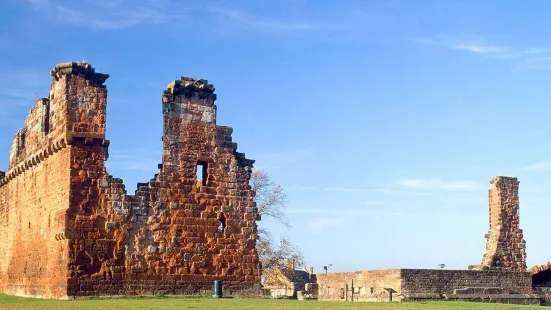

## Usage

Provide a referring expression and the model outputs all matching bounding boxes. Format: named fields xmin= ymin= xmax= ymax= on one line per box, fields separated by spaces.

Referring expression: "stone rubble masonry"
xmin=317 ymin=269 xmax=533 ymax=302
xmin=0 ymin=62 xmax=261 ymax=299
xmin=400 ymin=269 xmax=532 ymax=296
xmin=479 ymin=176 xmax=527 ymax=271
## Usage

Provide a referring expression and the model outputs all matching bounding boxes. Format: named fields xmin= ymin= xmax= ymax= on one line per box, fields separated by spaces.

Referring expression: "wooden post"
xmin=345 ymin=284 xmax=348 ymax=301
xmin=384 ymin=288 xmax=397 ymax=303
xmin=351 ymin=279 xmax=354 ymax=302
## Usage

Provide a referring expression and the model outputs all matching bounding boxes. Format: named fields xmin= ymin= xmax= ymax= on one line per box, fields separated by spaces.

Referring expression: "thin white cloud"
xmin=25 ymin=0 xmax=337 ymax=34
xmin=290 ymin=207 xmax=482 ymax=219
xmin=416 ymin=36 xmax=551 ymax=70
xmin=397 ymin=179 xmax=483 ymax=191
xmin=208 ymin=7 xmax=335 ymax=34
xmin=307 ymin=217 xmax=345 ymax=234
xmin=451 ymin=42 xmax=504 ymax=54
xmin=522 ymin=160 xmax=551 ymax=172
xmin=25 ymin=0 xmax=184 ymax=30
xmin=323 ymin=187 xmax=370 ymax=193
xmin=289 ymin=208 xmax=383 ymax=216
xmin=285 ymin=185 xmax=317 ymax=191
xmin=324 ymin=187 xmax=438 ymax=197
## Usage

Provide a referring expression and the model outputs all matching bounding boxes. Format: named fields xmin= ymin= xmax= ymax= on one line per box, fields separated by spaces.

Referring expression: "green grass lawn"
xmin=0 ymin=294 xmax=543 ymax=310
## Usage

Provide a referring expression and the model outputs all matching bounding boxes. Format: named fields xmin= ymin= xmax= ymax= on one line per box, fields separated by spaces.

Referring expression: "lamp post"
xmin=323 ymin=264 xmax=333 ymax=275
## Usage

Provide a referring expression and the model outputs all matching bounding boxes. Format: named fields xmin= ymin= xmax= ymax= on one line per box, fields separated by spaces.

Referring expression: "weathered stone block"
xmin=105 ymin=221 xmax=120 ymax=230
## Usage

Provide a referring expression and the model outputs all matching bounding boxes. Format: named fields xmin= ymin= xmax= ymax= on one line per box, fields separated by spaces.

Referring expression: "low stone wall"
xmin=317 ymin=269 xmax=401 ymax=301
xmin=317 ymin=269 xmax=533 ymax=302
xmin=401 ymin=269 xmax=533 ymax=297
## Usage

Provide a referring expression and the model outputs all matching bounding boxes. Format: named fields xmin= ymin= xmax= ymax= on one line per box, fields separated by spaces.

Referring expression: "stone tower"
xmin=480 ymin=176 xmax=527 ymax=271
xmin=0 ymin=62 xmax=110 ymax=299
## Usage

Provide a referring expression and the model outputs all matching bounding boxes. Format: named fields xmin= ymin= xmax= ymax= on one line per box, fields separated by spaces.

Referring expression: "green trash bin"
xmin=212 ymin=280 xmax=223 ymax=298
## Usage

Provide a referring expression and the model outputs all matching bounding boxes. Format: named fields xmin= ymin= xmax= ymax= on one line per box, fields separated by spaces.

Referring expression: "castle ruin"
xmin=1 ymin=61 xmax=551 ymax=305
xmin=0 ymin=62 xmax=261 ymax=299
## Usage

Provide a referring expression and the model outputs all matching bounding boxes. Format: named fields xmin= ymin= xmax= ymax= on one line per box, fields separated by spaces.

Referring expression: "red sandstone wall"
xmin=317 ymin=270 xmax=402 ymax=301
xmin=400 ymin=269 xmax=532 ymax=295
xmin=0 ymin=62 xmax=260 ymax=299
xmin=0 ymin=144 xmax=71 ymax=298
xmin=109 ymin=78 xmax=260 ymax=296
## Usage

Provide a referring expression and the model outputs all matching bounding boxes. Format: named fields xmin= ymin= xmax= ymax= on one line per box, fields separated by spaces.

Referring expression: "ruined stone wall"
xmin=400 ymin=269 xmax=532 ymax=296
xmin=111 ymin=77 xmax=260 ymax=296
xmin=317 ymin=269 xmax=533 ymax=302
xmin=0 ymin=148 xmax=71 ymax=298
xmin=480 ymin=176 xmax=527 ymax=271
xmin=0 ymin=79 xmax=77 ymax=298
xmin=0 ymin=62 xmax=260 ymax=299
xmin=317 ymin=270 xmax=402 ymax=301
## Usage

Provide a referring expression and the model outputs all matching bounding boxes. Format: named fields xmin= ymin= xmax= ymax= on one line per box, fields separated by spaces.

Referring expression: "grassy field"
xmin=0 ymin=295 xmax=543 ymax=310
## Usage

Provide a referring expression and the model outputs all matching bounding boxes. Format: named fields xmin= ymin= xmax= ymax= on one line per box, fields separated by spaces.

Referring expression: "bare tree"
xmin=251 ymin=169 xmax=304 ymax=275
xmin=251 ymin=170 xmax=289 ymax=228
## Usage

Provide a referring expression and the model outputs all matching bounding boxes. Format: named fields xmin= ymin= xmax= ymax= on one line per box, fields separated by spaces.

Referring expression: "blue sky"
xmin=2 ymin=0 xmax=551 ymax=273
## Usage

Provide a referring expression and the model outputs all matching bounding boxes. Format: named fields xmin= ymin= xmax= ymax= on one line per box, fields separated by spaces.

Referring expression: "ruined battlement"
xmin=162 ymin=77 xmax=218 ymax=124
xmin=0 ymin=62 xmax=260 ymax=299
xmin=0 ymin=62 xmax=110 ymax=186
xmin=50 ymin=62 xmax=109 ymax=86
xmin=490 ymin=176 xmax=519 ymax=185
xmin=164 ymin=77 xmax=216 ymax=100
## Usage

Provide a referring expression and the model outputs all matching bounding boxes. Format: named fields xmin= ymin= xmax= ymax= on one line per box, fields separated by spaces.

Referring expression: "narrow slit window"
xmin=16 ymin=128 xmax=26 ymax=156
xmin=41 ymin=100 xmax=50 ymax=133
xmin=196 ymin=161 xmax=207 ymax=186
xmin=218 ymin=213 xmax=226 ymax=233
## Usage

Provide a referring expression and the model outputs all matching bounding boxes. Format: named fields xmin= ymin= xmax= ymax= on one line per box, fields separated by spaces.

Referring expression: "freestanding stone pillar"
xmin=480 ymin=176 xmax=527 ymax=271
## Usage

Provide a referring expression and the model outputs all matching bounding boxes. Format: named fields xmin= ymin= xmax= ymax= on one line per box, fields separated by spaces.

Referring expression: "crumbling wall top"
xmin=50 ymin=62 xmax=109 ymax=86
xmin=531 ymin=262 xmax=551 ymax=275
xmin=490 ymin=176 xmax=519 ymax=185
xmin=163 ymin=77 xmax=216 ymax=101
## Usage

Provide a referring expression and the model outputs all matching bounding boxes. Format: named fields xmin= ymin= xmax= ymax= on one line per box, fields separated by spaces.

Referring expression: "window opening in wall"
xmin=16 ymin=128 xmax=26 ymax=156
xmin=28 ymin=222 xmax=31 ymax=229
xmin=218 ymin=213 xmax=226 ymax=233
xmin=196 ymin=161 xmax=207 ymax=186
xmin=370 ymin=287 xmax=374 ymax=294
xmin=41 ymin=101 xmax=50 ymax=133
